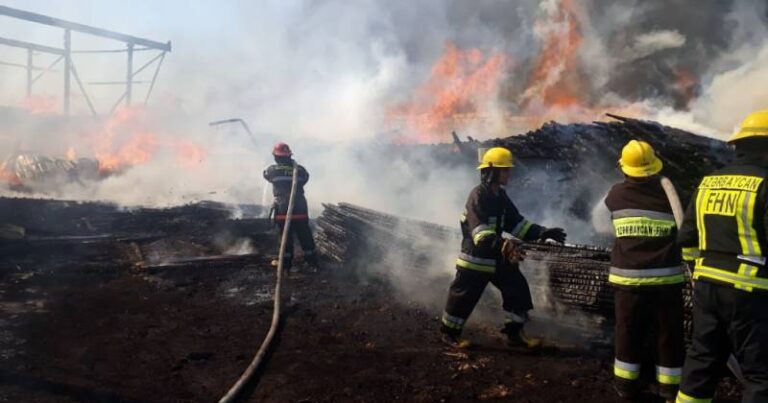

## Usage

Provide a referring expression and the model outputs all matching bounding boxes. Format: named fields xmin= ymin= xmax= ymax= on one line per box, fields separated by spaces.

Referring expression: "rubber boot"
xmin=657 ymin=384 xmax=678 ymax=403
xmin=502 ymin=322 xmax=542 ymax=350
xmin=440 ymin=324 xmax=471 ymax=349
xmin=304 ymin=253 xmax=320 ymax=271
xmin=612 ymin=378 xmax=638 ymax=401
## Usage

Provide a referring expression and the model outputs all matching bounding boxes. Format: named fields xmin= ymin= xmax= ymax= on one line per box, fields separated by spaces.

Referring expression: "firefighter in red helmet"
xmin=263 ymin=142 xmax=318 ymax=270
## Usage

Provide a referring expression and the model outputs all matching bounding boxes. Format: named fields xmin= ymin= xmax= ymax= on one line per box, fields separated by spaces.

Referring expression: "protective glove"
xmin=501 ymin=238 xmax=526 ymax=263
xmin=539 ymin=227 xmax=566 ymax=244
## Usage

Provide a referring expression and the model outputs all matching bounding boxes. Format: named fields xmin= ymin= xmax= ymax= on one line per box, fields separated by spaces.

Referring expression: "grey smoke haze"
xmin=1 ymin=0 xmax=768 ymax=137
xmin=1 ymin=0 xmax=768 ymax=223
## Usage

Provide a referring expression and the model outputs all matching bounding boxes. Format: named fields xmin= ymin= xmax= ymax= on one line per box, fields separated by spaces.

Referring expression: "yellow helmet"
xmin=478 ymin=147 xmax=514 ymax=170
xmin=619 ymin=140 xmax=663 ymax=177
xmin=729 ymin=109 xmax=768 ymax=143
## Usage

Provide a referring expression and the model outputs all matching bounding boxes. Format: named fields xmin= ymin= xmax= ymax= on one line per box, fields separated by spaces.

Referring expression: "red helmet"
xmin=272 ymin=142 xmax=292 ymax=157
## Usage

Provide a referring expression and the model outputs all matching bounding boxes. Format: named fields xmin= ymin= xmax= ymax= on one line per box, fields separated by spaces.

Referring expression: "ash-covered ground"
xmin=0 ymin=197 xmax=741 ymax=403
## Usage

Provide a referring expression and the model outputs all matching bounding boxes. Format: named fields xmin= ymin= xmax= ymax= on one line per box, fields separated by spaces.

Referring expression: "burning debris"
xmin=0 ymin=106 xmax=209 ymax=192
xmin=0 ymin=152 xmax=100 ymax=190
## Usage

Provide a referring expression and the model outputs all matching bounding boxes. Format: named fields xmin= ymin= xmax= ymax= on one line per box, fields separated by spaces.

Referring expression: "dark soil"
xmin=0 ymin=198 xmax=741 ymax=403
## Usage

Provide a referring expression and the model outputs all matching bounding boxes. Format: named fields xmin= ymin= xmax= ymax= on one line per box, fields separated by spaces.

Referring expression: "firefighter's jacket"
xmin=457 ymin=184 xmax=544 ymax=273
xmin=263 ymin=161 xmax=310 ymax=220
xmin=678 ymin=156 xmax=768 ymax=292
xmin=605 ymin=176 xmax=684 ymax=287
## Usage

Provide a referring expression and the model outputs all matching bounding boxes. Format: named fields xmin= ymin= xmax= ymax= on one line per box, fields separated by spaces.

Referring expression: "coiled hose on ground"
xmin=218 ymin=162 xmax=299 ymax=403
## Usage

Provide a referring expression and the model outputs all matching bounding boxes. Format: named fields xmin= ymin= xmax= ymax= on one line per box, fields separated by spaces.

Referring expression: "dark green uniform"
xmin=441 ymin=183 xmax=545 ymax=336
xmin=676 ymin=158 xmax=768 ymax=403
xmin=605 ymin=176 xmax=685 ymax=399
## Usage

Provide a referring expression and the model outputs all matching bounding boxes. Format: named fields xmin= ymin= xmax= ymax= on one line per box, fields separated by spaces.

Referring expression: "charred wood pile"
xmin=0 ymin=197 xmax=270 ymax=269
xmin=388 ymin=115 xmax=732 ymax=245
xmin=316 ymin=202 xmax=694 ymax=342
xmin=496 ymin=114 xmax=731 ymax=202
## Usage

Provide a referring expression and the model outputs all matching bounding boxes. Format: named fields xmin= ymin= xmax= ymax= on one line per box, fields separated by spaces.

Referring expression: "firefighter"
xmin=676 ymin=110 xmax=768 ymax=403
xmin=440 ymin=147 xmax=567 ymax=349
xmin=263 ymin=142 xmax=318 ymax=270
xmin=605 ymin=140 xmax=685 ymax=401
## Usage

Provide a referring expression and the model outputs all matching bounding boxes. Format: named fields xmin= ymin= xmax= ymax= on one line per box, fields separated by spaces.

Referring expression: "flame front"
xmin=520 ymin=0 xmax=584 ymax=113
xmin=173 ymin=140 xmax=207 ymax=167
xmin=21 ymin=95 xmax=59 ymax=115
xmin=387 ymin=0 xmax=666 ymax=143
xmin=387 ymin=42 xmax=510 ymax=143
xmin=92 ymin=107 xmax=159 ymax=174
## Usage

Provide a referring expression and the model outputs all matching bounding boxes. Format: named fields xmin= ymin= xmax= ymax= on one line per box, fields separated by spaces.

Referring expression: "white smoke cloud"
xmin=628 ymin=30 xmax=686 ymax=60
xmin=1 ymin=0 xmax=768 ymax=218
xmin=690 ymin=43 xmax=768 ymax=136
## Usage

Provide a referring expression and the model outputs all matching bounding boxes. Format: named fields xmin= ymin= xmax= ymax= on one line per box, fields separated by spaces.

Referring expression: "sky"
xmin=0 ymin=0 xmax=395 ymax=141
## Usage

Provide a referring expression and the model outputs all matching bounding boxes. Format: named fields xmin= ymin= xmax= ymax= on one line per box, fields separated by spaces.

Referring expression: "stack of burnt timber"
xmin=0 ymin=197 xmax=269 ymax=268
xmin=316 ymin=203 xmax=615 ymax=312
xmin=316 ymin=202 xmax=458 ymax=267
xmin=316 ymin=203 xmax=695 ymax=341
xmin=385 ymin=115 xmax=732 ymax=245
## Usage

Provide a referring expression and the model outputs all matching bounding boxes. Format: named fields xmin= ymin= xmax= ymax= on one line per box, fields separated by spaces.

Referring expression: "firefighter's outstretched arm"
xmin=504 ymin=198 xmax=566 ymax=243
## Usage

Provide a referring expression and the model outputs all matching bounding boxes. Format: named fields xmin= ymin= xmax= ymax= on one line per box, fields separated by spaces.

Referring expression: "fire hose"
xmin=218 ymin=161 xmax=299 ymax=403
xmin=660 ymin=177 xmax=746 ymax=384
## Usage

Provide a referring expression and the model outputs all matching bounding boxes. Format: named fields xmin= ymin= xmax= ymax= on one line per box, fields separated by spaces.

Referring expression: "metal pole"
xmin=31 ymin=54 xmax=63 ymax=85
xmin=63 ymin=29 xmax=71 ymax=115
xmin=26 ymin=48 xmax=32 ymax=97
xmin=70 ymin=60 xmax=99 ymax=118
xmin=126 ymin=42 xmax=133 ymax=106
xmin=143 ymin=51 xmax=165 ymax=105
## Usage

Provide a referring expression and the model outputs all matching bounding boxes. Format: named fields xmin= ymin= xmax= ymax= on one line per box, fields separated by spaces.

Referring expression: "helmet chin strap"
xmin=481 ymin=167 xmax=500 ymax=185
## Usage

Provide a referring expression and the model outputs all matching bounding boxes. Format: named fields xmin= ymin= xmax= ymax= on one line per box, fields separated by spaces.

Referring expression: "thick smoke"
xmin=1 ymin=0 xmax=768 ymax=216
xmin=4 ymin=0 xmax=768 ymax=344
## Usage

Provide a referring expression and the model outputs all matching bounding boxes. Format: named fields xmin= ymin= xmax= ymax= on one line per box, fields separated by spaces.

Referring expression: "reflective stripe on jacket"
xmin=678 ymin=161 xmax=768 ymax=292
xmin=456 ymin=184 xmax=543 ymax=274
xmin=605 ymin=177 xmax=684 ymax=286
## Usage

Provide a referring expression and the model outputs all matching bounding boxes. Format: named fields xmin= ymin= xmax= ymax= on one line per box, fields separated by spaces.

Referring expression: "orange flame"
xmin=65 ymin=147 xmax=77 ymax=161
xmin=0 ymin=161 xmax=21 ymax=187
xmin=386 ymin=0 xmax=653 ymax=143
xmin=95 ymin=132 xmax=157 ymax=174
xmin=87 ymin=106 xmax=208 ymax=175
xmin=91 ymin=106 xmax=158 ymax=174
xmin=387 ymin=42 xmax=510 ymax=143
xmin=21 ymin=95 xmax=59 ymax=115
xmin=173 ymin=140 xmax=207 ymax=167
xmin=520 ymin=0 xmax=585 ymax=113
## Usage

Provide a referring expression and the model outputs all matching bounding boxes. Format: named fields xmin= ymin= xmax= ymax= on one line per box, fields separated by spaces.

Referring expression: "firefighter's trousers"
xmin=614 ymin=285 xmax=685 ymax=398
xmin=275 ymin=218 xmax=317 ymax=269
xmin=442 ymin=264 xmax=533 ymax=334
xmin=677 ymin=281 xmax=768 ymax=403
